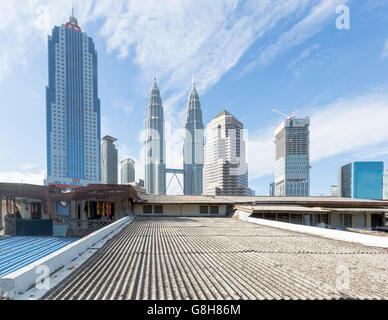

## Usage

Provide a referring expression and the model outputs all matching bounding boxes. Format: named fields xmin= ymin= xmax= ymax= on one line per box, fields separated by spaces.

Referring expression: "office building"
xmin=101 ymin=136 xmax=118 ymax=184
xmin=183 ymin=79 xmax=204 ymax=195
xmin=203 ymin=110 xmax=248 ymax=195
xmin=121 ymin=158 xmax=135 ymax=184
xmin=338 ymin=161 xmax=384 ymax=199
xmin=269 ymin=183 xmax=275 ymax=196
xmin=46 ymin=11 xmax=101 ymax=186
xmin=144 ymin=78 xmax=166 ymax=195
xmin=329 ymin=185 xmax=338 ymax=197
xmin=274 ymin=117 xmax=310 ymax=196
xmin=384 ymin=170 xmax=388 ymax=200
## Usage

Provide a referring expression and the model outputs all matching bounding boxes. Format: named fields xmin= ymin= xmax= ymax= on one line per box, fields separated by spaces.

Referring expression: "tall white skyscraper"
xmin=144 ymin=78 xmax=166 ymax=195
xmin=203 ymin=110 xmax=248 ymax=195
xmin=101 ymin=136 xmax=118 ymax=184
xmin=46 ymin=11 xmax=101 ymax=187
xmin=274 ymin=117 xmax=310 ymax=196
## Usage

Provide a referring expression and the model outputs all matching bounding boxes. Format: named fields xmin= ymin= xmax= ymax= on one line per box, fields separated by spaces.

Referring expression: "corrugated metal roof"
xmin=0 ymin=236 xmax=78 ymax=278
xmin=138 ymin=195 xmax=388 ymax=208
xmin=235 ymin=205 xmax=331 ymax=213
xmin=326 ymin=208 xmax=388 ymax=213
xmin=235 ymin=205 xmax=388 ymax=214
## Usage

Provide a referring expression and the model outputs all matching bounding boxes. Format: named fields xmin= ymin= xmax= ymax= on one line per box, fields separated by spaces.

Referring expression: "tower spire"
xmin=69 ymin=0 xmax=78 ymax=26
xmin=71 ymin=0 xmax=75 ymax=17
xmin=152 ymin=76 xmax=158 ymax=88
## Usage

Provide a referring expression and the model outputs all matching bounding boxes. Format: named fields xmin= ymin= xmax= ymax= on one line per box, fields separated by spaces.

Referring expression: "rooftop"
xmin=42 ymin=217 xmax=388 ymax=300
xmin=0 ymin=236 xmax=77 ymax=278
xmin=138 ymin=195 xmax=388 ymax=208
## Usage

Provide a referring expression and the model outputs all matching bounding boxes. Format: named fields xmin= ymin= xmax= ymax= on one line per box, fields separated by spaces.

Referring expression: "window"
xmin=210 ymin=206 xmax=219 ymax=214
xmin=200 ymin=206 xmax=208 ymax=214
xmin=343 ymin=214 xmax=352 ymax=228
xmin=154 ymin=205 xmax=163 ymax=214
xmin=143 ymin=205 xmax=152 ymax=214
xmin=31 ymin=203 xmax=42 ymax=219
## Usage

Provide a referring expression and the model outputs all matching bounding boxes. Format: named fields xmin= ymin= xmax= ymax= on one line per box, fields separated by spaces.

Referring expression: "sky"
xmin=1 ymin=0 xmax=388 ymax=196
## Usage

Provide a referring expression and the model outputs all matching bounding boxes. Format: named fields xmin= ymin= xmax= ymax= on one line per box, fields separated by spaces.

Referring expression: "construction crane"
xmin=272 ymin=109 xmax=296 ymax=120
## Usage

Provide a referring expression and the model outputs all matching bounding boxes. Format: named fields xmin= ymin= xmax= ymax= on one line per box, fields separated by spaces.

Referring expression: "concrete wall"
xmin=233 ymin=210 xmax=388 ymax=248
xmin=134 ymin=203 xmax=227 ymax=217
xmin=249 ymin=210 xmax=374 ymax=230
xmin=354 ymin=214 xmax=367 ymax=229
xmin=331 ymin=213 xmax=342 ymax=228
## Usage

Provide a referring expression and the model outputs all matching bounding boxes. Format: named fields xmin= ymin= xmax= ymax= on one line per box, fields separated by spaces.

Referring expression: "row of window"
xmin=142 ymin=205 xmax=219 ymax=215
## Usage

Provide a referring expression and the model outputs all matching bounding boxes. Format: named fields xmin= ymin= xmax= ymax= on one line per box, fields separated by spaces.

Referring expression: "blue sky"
xmin=1 ymin=0 xmax=388 ymax=195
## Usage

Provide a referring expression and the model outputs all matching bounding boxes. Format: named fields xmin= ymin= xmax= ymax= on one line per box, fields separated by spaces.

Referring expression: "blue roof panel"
xmin=0 ymin=236 xmax=78 ymax=278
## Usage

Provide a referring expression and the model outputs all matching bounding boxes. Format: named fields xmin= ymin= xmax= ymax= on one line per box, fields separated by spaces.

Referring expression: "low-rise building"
xmin=0 ymin=183 xmax=139 ymax=237
xmin=133 ymin=194 xmax=388 ymax=230
xmin=134 ymin=195 xmax=232 ymax=217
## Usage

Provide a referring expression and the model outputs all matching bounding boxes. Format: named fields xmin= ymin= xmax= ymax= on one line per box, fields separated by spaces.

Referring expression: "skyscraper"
xmin=183 ymin=79 xmax=204 ymax=195
xmin=145 ymin=78 xmax=166 ymax=195
xmin=46 ymin=11 xmax=101 ymax=186
xmin=121 ymin=158 xmax=135 ymax=184
xmin=203 ymin=110 xmax=248 ymax=195
xmin=274 ymin=117 xmax=310 ymax=196
xmin=338 ymin=161 xmax=384 ymax=199
xmin=101 ymin=135 xmax=118 ymax=184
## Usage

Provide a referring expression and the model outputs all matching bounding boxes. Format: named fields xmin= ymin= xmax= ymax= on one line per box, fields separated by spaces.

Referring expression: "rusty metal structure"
xmin=0 ymin=183 xmax=140 ymax=219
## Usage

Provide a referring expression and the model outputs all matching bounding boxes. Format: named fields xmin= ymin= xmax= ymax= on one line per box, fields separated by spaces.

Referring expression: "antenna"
xmin=272 ymin=109 xmax=296 ymax=120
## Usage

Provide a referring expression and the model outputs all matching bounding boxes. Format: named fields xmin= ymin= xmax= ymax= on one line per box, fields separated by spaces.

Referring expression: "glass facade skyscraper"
xmin=144 ymin=78 xmax=166 ymax=195
xmin=338 ymin=162 xmax=384 ymax=199
xmin=183 ymin=80 xmax=204 ymax=195
xmin=101 ymin=136 xmax=118 ymax=184
xmin=274 ymin=117 xmax=310 ymax=197
xmin=46 ymin=13 xmax=101 ymax=187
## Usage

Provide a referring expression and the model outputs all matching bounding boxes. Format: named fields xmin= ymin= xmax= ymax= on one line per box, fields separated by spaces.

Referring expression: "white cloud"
xmin=18 ymin=162 xmax=39 ymax=170
xmin=91 ymin=0 xmax=321 ymax=115
xmin=0 ymin=0 xmax=94 ymax=82
xmin=0 ymin=0 xmax=348 ymax=113
xmin=243 ymin=0 xmax=348 ymax=74
xmin=310 ymin=93 xmax=388 ymax=161
xmin=114 ymin=102 xmax=134 ymax=116
xmin=288 ymin=43 xmax=320 ymax=69
xmin=0 ymin=170 xmax=45 ymax=185
xmin=247 ymin=128 xmax=275 ymax=180
xmin=381 ymin=38 xmax=388 ymax=59
xmin=248 ymin=92 xmax=388 ymax=180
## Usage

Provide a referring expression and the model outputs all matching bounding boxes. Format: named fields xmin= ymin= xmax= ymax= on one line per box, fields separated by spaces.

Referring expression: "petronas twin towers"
xmin=145 ymin=78 xmax=204 ymax=195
